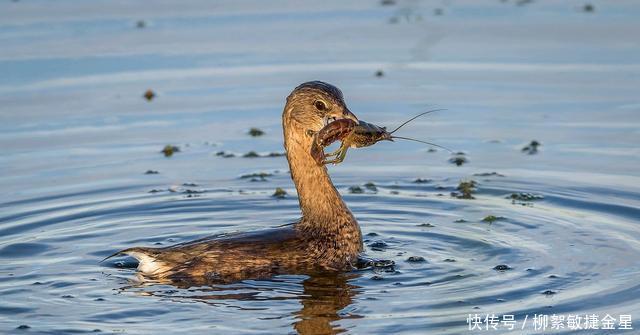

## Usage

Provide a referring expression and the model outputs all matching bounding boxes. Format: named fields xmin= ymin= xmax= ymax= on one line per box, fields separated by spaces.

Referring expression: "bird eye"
xmin=314 ymin=100 xmax=327 ymax=111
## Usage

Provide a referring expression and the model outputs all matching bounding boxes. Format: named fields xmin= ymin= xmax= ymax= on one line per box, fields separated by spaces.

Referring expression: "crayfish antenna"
xmin=388 ymin=108 xmax=447 ymax=134
xmin=390 ymin=136 xmax=453 ymax=153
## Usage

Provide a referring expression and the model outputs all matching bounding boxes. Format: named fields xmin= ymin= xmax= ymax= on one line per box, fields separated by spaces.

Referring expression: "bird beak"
xmin=342 ymin=108 xmax=359 ymax=123
xmin=323 ymin=107 xmax=359 ymax=127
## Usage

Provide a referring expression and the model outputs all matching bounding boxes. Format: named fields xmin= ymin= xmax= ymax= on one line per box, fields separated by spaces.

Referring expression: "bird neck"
xmin=283 ymin=121 xmax=354 ymax=229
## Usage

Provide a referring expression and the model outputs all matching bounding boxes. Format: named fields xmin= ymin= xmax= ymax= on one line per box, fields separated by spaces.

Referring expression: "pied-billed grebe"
xmin=107 ymin=81 xmax=364 ymax=283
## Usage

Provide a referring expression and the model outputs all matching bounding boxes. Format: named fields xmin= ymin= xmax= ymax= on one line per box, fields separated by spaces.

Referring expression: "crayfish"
xmin=311 ymin=109 xmax=451 ymax=165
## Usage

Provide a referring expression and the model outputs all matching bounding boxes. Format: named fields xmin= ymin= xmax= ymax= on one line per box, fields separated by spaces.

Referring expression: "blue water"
xmin=1 ymin=1 xmax=639 ymax=334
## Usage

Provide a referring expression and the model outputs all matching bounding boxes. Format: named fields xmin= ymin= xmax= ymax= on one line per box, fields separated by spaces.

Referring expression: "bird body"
xmin=108 ymin=82 xmax=363 ymax=284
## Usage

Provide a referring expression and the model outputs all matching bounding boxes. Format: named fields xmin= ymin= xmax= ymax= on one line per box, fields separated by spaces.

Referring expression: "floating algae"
xmin=406 ymin=256 xmax=426 ymax=263
xmin=522 ymin=140 xmax=541 ymax=154
xmin=493 ymin=264 xmax=512 ymax=271
xmin=248 ymin=128 xmax=265 ymax=137
xmin=143 ymin=89 xmax=155 ymax=101
xmin=508 ymin=192 xmax=544 ymax=202
xmin=473 ymin=172 xmax=505 ymax=177
xmin=368 ymin=241 xmax=388 ymax=251
xmin=364 ymin=182 xmax=378 ymax=192
xmin=349 ymin=186 xmax=364 ymax=194
xmin=161 ymin=145 xmax=180 ymax=157
xmin=449 ymin=152 xmax=468 ymax=166
xmin=240 ymin=172 xmax=273 ymax=180
xmin=452 ymin=180 xmax=477 ymax=199
xmin=272 ymin=188 xmax=287 ymax=198
xmin=266 ymin=152 xmax=286 ymax=157
xmin=243 ymin=151 xmax=260 ymax=158
xmin=216 ymin=151 xmax=235 ymax=158
xmin=413 ymin=178 xmax=432 ymax=183
xmin=482 ymin=215 xmax=506 ymax=223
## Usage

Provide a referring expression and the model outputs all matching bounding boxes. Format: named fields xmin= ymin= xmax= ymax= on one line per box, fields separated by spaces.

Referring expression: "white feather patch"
xmin=125 ymin=251 xmax=170 ymax=275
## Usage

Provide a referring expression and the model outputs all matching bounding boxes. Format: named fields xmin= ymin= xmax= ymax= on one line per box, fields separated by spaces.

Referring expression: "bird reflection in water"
xmin=114 ymin=272 xmax=362 ymax=335
xmin=293 ymin=273 xmax=362 ymax=334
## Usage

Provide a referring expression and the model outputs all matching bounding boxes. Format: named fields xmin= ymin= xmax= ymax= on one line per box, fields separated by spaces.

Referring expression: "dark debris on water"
xmin=266 ymin=152 xmax=286 ymax=157
xmin=406 ymin=256 xmax=426 ymax=263
xmin=349 ymin=186 xmax=364 ymax=194
xmin=368 ymin=241 xmax=388 ymax=251
xmin=482 ymin=215 xmax=506 ymax=223
xmin=240 ymin=151 xmax=286 ymax=158
xmin=364 ymin=182 xmax=378 ymax=192
xmin=449 ymin=152 xmax=468 ymax=166
xmin=243 ymin=151 xmax=260 ymax=158
xmin=240 ymin=172 xmax=273 ymax=181
xmin=161 ymin=145 xmax=180 ymax=157
xmin=183 ymin=189 xmax=204 ymax=194
xmin=473 ymin=172 xmax=505 ymax=177
xmin=143 ymin=89 xmax=155 ymax=101
xmin=413 ymin=178 xmax=432 ymax=183
xmin=452 ymin=180 xmax=477 ymax=199
xmin=449 ymin=156 xmax=468 ymax=166
xmin=522 ymin=140 xmax=541 ymax=154
xmin=215 ymin=151 xmax=235 ymax=158
xmin=493 ymin=264 xmax=512 ymax=271
xmin=356 ymin=258 xmax=395 ymax=271
xmin=508 ymin=192 xmax=544 ymax=202
xmin=272 ymin=187 xmax=287 ymax=198
xmin=248 ymin=128 xmax=265 ymax=137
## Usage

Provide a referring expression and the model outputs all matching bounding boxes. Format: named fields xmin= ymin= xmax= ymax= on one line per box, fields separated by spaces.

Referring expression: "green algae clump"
xmin=161 ymin=145 xmax=180 ymax=157
xmin=272 ymin=188 xmax=287 ymax=198
xmin=248 ymin=128 xmax=265 ymax=137
xmin=452 ymin=180 xmax=477 ymax=199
